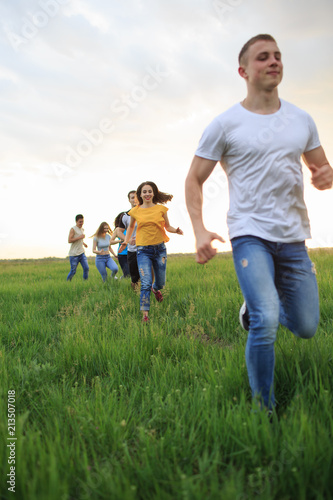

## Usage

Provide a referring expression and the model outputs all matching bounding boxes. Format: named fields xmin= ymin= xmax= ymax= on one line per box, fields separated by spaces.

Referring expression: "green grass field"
xmin=0 ymin=250 xmax=332 ymax=500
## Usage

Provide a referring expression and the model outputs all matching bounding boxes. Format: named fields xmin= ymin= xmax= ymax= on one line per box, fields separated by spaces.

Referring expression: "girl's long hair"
xmin=91 ymin=222 xmax=113 ymax=238
xmin=114 ymin=212 xmax=125 ymax=229
xmin=136 ymin=181 xmax=173 ymax=205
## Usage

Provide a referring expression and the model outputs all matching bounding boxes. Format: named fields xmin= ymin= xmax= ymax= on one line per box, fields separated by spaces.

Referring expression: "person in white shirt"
xmin=67 ymin=214 xmax=89 ymax=281
xmin=185 ymin=34 xmax=333 ymax=413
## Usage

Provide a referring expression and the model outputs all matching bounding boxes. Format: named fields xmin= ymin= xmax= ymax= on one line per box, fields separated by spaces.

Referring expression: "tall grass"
xmin=0 ymin=250 xmax=332 ymax=500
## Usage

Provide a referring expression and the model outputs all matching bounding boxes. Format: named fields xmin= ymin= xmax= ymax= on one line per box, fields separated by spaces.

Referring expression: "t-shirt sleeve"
xmin=304 ymin=113 xmax=321 ymax=153
xmin=128 ymin=208 xmax=136 ymax=219
xmin=195 ymin=117 xmax=227 ymax=161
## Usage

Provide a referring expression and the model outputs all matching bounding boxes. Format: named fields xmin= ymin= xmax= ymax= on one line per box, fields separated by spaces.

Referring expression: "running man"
xmin=67 ymin=214 xmax=89 ymax=281
xmin=185 ymin=34 xmax=333 ymax=412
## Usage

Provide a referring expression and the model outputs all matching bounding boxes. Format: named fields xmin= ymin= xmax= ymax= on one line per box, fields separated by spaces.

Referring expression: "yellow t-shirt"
xmin=128 ymin=204 xmax=170 ymax=246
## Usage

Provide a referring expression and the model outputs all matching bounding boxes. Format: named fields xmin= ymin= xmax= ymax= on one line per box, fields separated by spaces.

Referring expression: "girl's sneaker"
xmin=152 ymin=288 xmax=163 ymax=302
xmin=142 ymin=316 xmax=150 ymax=323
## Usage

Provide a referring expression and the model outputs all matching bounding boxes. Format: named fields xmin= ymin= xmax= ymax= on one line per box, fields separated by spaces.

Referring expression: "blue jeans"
xmin=67 ymin=253 xmax=89 ymax=281
xmin=231 ymin=236 xmax=319 ymax=409
xmin=118 ymin=254 xmax=130 ymax=278
xmin=95 ymin=255 xmax=118 ymax=282
xmin=137 ymin=243 xmax=167 ymax=311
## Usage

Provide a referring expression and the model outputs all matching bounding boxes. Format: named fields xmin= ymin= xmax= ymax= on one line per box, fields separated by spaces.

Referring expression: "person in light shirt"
xmin=118 ymin=190 xmax=140 ymax=289
xmin=67 ymin=214 xmax=89 ymax=281
xmin=92 ymin=222 xmax=118 ymax=282
xmin=185 ymin=34 xmax=333 ymax=414
xmin=119 ymin=182 xmax=183 ymax=323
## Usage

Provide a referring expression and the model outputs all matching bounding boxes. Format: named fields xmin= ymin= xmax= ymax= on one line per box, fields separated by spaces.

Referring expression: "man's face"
xmin=76 ymin=218 xmax=84 ymax=228
xmin=240 ymin=40 xmax=283 ymax=91
xmin=129 ymin=192 xmax=138 ymax=207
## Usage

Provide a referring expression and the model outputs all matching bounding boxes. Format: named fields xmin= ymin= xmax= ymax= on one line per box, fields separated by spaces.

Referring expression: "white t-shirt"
xmin=195 ymin=99 xmax=321 ymax=242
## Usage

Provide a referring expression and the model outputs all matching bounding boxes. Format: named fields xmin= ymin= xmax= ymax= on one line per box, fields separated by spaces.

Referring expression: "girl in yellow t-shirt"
xmin=119 ymin=181 xmax=183 ymax=323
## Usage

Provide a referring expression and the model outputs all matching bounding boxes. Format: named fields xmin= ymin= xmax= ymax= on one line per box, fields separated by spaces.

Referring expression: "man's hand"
xmin=309 ymin=163 xmax=333 ymax=190
xmin=303 ymin=147 xmax=332 ymax=190
xmin=195 ymin=230 xmax=225 ymax=264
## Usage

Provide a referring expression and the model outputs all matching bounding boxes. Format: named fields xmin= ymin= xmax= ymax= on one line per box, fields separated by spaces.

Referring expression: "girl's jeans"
xmin=67 ymin=253 xmax=89 ymax=281
xmin=137 ymin=243 xmax=167 ymax=311
xmin=231 ymin=236 xmax=319 ymax=410
xmin=95 ymin=254 xmax=118 ymax=282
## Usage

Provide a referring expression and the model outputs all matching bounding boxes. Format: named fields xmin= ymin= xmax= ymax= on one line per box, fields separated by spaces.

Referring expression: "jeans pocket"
xmin=137 ymin=246 xmax=145 ymax=256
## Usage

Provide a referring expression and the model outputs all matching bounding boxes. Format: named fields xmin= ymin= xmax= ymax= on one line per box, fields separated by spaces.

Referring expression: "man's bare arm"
xmin=185 ymin=155 xmax=225 ymax=264
xmin=68 ymin=228 xmax=85 ymax=243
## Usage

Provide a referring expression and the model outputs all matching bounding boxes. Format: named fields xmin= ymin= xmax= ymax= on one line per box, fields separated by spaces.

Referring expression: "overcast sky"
xmin=0 ymin=0 xmax=332 ymax=259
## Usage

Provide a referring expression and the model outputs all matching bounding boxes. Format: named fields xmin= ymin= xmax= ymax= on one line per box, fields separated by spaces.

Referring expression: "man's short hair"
xmin=238 ymin=34 xmax=276 ymax=65
xmin=75 ymin=214 xmax=84 ymax=222
xmin=127 ymin=190 xmax=136 ymax=200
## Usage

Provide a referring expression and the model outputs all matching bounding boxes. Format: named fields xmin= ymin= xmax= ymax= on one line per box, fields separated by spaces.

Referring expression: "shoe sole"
xmin=239 ymin=301 xmax=249 ymax=331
